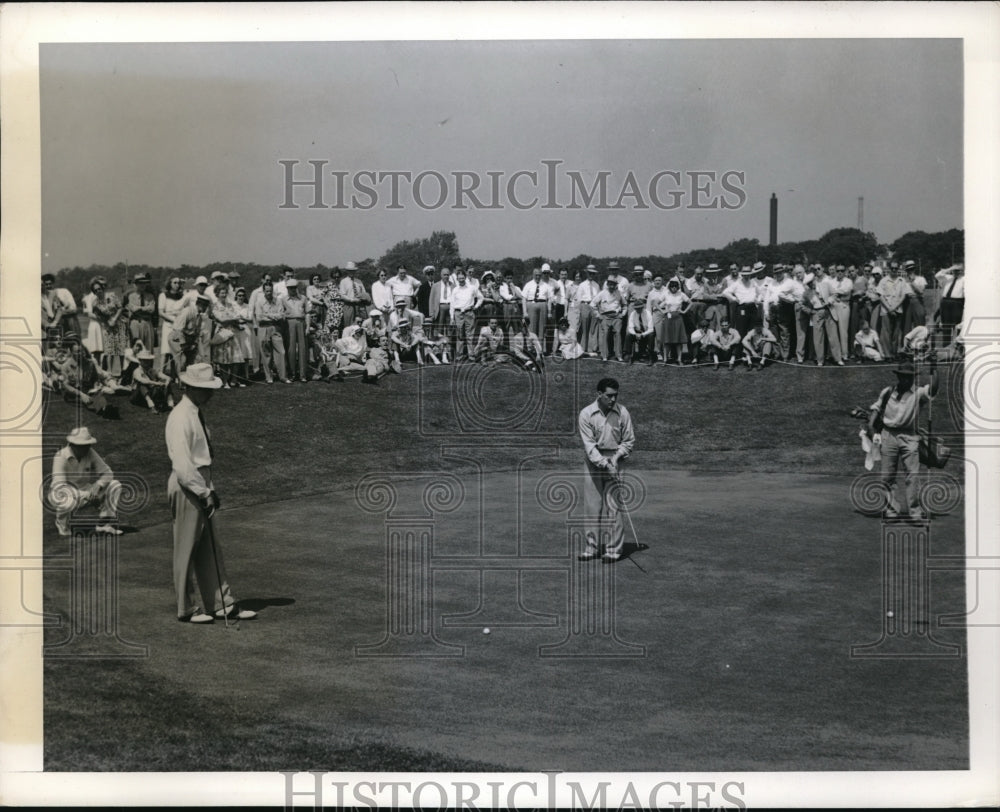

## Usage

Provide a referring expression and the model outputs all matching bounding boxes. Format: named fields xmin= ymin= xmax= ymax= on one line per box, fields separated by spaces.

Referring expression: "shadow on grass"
xmin=240 ymin=596 xmax=296 ymax=612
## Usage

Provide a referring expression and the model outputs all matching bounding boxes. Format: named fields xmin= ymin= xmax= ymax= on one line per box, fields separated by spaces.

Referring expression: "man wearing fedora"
xmin=521 ymin=266 xmax=553 ymax=355
xmin=49 ymin=427 xmax=123 ymax=536
xmin=165 ymin=363 xmax=256 ymax=623
xmin=868 ymin=357 xmax=939 ymax=520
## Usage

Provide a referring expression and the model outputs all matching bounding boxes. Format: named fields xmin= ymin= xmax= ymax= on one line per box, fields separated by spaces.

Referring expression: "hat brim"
xmin=66 ymin=436 xmax=97 ymax=445
xmin=179 ymin=372 xmax=224 ymax=389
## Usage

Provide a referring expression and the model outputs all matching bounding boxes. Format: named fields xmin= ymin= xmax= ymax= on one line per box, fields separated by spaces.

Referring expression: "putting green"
xmin=47 ymin=467 xmax=967 ymax=771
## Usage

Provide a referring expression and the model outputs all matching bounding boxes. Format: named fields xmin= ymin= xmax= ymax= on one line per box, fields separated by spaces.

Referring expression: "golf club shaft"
xmin=203 ymin=505 xmax=229 ymax=628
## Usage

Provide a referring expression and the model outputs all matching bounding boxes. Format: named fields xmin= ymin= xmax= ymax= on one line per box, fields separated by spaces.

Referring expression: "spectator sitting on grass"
xmin=554 ymin=316 xmax=585 ymax=360
xmin=474 ymin=317 xmax=507 ymax=364
xmin=713 ymin=318 xmax=742 ymax=370
xmin=689 ymin=318 xmax=713 ymax=365
xmin=510 ymin=317 xmax=545 ymax=374
xmin=333 ymin=317 xmax=367 ymax=378
xmin=53 ymin=334 xmax=129 ymax=416
xmin=854 ymin=321 xmax=884 ymax=362
xmin=130 ymin=349 xmax=175 ymax=413
xmin=740 ymin=321 xmax=778 ymax=370
xmin=389 ymin=317 xmax=422 ymax=372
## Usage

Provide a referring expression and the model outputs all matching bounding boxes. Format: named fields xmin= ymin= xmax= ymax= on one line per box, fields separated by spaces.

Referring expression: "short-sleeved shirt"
xmin=871 ymin=384 xmax=931 ymax=431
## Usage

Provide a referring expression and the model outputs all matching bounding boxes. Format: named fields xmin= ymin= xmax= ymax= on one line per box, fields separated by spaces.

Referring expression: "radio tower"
xmin=857 ymin=196 xmax=864 ymax=231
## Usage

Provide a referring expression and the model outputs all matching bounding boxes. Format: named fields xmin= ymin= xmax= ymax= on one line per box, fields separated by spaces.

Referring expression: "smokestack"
xmin=769 ymin=193 xmax=778 ymax=246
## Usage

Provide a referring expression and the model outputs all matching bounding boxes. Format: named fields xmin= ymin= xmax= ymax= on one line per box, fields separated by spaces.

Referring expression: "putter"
xmin=203 ymin=503 xmax=236 ymax=630
xmin=614 ymin=471 xmax=647 ymax=572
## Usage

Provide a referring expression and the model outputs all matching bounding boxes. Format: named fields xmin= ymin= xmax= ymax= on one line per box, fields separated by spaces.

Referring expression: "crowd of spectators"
xmin=40 ymin=257 xmax=966 ymax=415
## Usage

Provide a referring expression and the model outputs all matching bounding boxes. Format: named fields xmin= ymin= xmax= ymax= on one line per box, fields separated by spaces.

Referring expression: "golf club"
xmin=203 ymin=501 xmax=236 ymax=630
xmin=613 ymin=470 xmax=647 ymax=572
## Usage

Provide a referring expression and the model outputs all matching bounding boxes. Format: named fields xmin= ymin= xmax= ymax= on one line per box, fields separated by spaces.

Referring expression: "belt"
xmin=257 ymin=321 xmax=277 ymax=327
xmin=287 ymin=317 xmax=304 ymax=321
xmin=130 ymin=313 xmax=153 ymax=320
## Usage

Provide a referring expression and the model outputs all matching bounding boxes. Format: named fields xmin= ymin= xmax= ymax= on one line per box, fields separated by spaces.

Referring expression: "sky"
xmin=39 ymin=39 xmax=963 ymax=271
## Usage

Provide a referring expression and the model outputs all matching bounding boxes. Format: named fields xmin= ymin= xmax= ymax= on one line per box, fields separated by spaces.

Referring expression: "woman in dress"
xmin=232 ymin=287 xmax=254 ymax=385
xmin=98 ymin=285 xmax=130 ymax=377
xmin=478 ymin=271 xmax=502 ymax=326
xmin=659 ymin=277 xmax=692 ymax=364
xmin=157 ymin=276 xmax=187 ymax=380
xmin=313 ymin=270 xmax=345 ymax=377
xmin=646 ymin=275 xmax=670 ymax=363
xmin=554 ymin=316 xmax=585 ymax=360
xmin=565 ymin=270 xmax=582 ymax=338
xmin=210 ymin=284 xmax=245 ymax=388
xmin=81 ymin=276 xmax=107 ymax=367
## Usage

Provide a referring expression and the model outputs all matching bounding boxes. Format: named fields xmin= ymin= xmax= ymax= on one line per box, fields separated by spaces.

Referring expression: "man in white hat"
xmin=339 ymin=261 xmax=372 ymax=327
xmin=521 ymin=266 xmax=553 ymax=355
xmin=165 ymin=363 xmax=256 ymax=623
xmin=49 ymin=427 xmax=124 ymax=536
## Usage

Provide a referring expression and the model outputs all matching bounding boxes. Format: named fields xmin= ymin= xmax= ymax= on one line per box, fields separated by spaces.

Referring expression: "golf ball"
xmin=886 ymin=611 xmax=894 ymax=618
xmin=483 ymin=627 xmax=491 ymax=635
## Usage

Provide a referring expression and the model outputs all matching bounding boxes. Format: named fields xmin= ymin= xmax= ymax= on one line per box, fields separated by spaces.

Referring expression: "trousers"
xmin=168 ymin=472 xmax=235 ymax=618
xmin=582 ymin=458 xmax=626 ymax=558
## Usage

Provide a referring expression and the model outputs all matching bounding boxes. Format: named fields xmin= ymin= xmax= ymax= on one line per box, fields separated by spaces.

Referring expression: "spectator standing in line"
xmin=521 ymin=266 xmax=553 ymax=355
xmin=592 ymin=277 xmax=626 ymax=362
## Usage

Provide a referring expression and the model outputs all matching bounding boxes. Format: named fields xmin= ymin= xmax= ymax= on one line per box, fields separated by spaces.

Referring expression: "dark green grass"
xmin=42 ymin=358 xmax=967 ymax=771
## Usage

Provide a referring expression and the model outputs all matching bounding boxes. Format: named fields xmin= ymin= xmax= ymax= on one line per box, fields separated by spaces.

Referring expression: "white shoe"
xmin=95 ymin=523 xmax=124 ymax=536
xmin=179 ymin=611 xmax=214 ymax=624
xmin=216 ymin=606 xmax=257 ymax=620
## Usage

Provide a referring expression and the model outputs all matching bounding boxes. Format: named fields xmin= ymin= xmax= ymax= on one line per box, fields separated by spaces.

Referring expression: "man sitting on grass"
xmin=740 ymin=321 xmax=778 ymax=370
xmin=853 ymin=321 xmax=884 ymax=362
xmin=713 ymin=318 xmax=742 ymax=370
xmin=509 ymin=317 xmax=545 ymax=373
xmin=53 ymin=334 xmax=129 ymax=416
xmin=473 ymin=317 xmax=506 ymax=364
xmin=130 ymin=349 xmax=175 ymax=413
xmin=689 ymin=318 xmax=713 ymax=365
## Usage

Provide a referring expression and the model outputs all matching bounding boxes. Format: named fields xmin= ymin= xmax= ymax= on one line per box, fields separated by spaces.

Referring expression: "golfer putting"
xmin=578 ymin=377 xmax=635 ymax=563
xmin=165 ymin=362 xmax=257 ymax=624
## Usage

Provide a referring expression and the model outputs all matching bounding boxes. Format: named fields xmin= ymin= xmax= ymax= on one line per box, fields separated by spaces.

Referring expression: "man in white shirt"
xmin=573 ymin=265 xmax=602 ymax=355
xmin=774 ymin=265 xmax=805 ymax=362
xmin=498 ymin=270 xmax=524 ymax=338
xmin=934 ymin=263 xmax=964 ymax=343
xmin=451 ymin=269 xmax=484 ymax=362
xmin=339 ymin=261 xmax=370 ymax=326
xmin=385 ymin=265 xmax=422 ymax=309
xmin=165 ymin=363 xmax=256 ymax=623
xmin=246 ymin=272 xmax=272 ymax=375
xmin=877 ymin=264 xmax=907 ymax=360
xmin=521 ymin=266 xmax=553 ymax=354
xmin=49 ymin=426 xmax=123 ymax=536
xmin=830 ymin=265 xmax=854 ymax=359
xmin=272 ymin=267 xmax=295 ymax=300
xmin=41 ymin=273 xmax=81 ymax=342
xmin=370 ymin=269 xmax=394 ymax=320
xmin=429 ymin=267 xmax=455 ymax=343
